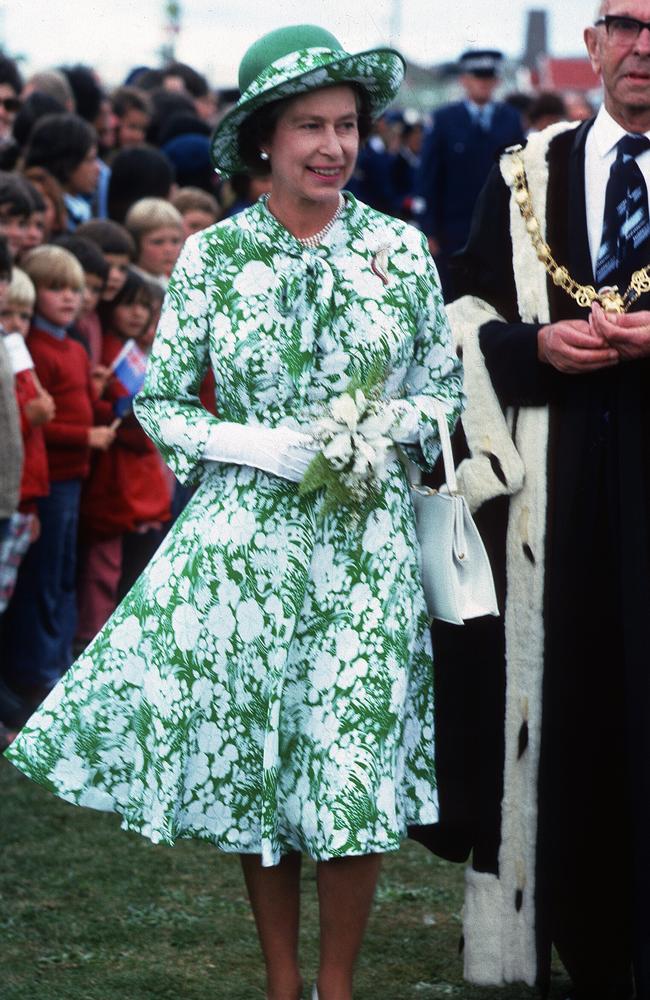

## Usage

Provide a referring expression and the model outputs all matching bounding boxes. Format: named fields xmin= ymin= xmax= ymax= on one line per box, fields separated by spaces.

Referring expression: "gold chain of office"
xmin=506 ymin=150 xmax=650 ymax=314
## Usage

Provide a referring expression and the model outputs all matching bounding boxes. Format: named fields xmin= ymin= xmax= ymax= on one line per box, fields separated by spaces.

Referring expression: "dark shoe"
xmin=565 ymin=987 xmax=635 ymax=1000
xmin=0 ymin=675 xmax=32 ymax=728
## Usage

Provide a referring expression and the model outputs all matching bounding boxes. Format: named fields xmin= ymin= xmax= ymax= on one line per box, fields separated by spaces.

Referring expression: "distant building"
xmin=388 ymin=8 xmax=601 ymax=117
xmin=523 ymin=9 xmax=601 ymax=99
xmin=536 ymin=56 xmax=600 ymax=94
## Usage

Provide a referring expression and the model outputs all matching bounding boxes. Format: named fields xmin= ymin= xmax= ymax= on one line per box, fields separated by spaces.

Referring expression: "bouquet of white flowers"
xmin=299 ymin=366 xmax=401 ymax=514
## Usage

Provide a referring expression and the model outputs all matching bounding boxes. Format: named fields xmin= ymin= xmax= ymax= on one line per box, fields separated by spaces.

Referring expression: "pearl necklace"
xmin=295 ymin=195 xmax=345 ymax=249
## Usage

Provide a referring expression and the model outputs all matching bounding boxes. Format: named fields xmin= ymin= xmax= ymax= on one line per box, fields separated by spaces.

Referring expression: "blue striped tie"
xmin=595 ymin=133 xmax=650 ymax=286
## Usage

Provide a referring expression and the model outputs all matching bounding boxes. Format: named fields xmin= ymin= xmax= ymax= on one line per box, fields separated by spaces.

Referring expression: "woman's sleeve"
xmin=390 ymin=233 xmax=465 ymax=470
xmin=134 ymin=234 xmax=220 ymax=486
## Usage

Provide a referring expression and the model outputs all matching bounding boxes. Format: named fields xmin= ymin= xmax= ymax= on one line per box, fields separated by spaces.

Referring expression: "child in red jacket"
xmin=0 ymin=267 xmax=54 ymax=615
xmin=77 ymin=269 xmax=171 ymax=644
xmin=1 ymin=246 xmax=116 ymax=699
xmin=0 ymin=264 xmax=55 ymax=620
xmin=54 ymin=234 xmax=110 ymax=366
xmin=2 ymin=268 xmax=53 ymax=517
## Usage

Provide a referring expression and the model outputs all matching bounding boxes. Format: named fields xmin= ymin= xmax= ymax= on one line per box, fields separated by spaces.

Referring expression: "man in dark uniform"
xmin=415 ymin=49 xmax=524 ymax=292
xmin=429 ymin=5 xmax=650 ymax=999
xmin=391 ymin=110 xmax=426 ymax=221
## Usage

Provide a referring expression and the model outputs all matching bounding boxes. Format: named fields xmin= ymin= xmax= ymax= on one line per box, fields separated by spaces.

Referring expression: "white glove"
xmin=203 ymin=421 xmax=317 ymax=483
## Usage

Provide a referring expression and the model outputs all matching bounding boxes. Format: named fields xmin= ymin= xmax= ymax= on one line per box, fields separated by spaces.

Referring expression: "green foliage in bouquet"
xmin=299 ymin=359 xmax=390 ymax=516
xmin=299 ymin=450 xmax=360 ymax=515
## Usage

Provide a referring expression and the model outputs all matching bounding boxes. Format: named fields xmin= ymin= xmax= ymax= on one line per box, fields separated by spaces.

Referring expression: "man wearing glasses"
xmin=435 ymin=5 xmax=650 ymax=999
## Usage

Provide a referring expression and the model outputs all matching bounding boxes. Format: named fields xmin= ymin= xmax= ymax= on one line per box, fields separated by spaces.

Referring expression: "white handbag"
xmin=411 ymin=403 xmax=499 ymax=625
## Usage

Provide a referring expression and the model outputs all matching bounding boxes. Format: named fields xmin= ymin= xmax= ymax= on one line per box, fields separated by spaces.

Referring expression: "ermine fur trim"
xmin=450 ymin=122 xmax=579 ymax=986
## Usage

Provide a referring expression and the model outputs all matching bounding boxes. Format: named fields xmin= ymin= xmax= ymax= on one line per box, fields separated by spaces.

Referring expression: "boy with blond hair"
xmin=1 ymin=266 xmax=36 ymax=339
xmin=1 ymin=267 xmax=53 ymax=518
xmin=1 ymin=246 xmax=116 ymax=700
xmin=0 ymin=267 xmax=52 ymax=618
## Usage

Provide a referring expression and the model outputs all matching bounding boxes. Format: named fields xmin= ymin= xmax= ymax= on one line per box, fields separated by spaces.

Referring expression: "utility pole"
xmin=389 ymin=0 xmax=402 ymax=48
xmin=160 ymin=0 xmax=182 ymax=66
xmin=523 ymin=9 xmax=548 ymax=72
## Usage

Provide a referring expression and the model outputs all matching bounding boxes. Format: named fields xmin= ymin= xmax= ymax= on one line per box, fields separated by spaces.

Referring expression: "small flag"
xmin=110 ymin=338 xmax=148 ymax=397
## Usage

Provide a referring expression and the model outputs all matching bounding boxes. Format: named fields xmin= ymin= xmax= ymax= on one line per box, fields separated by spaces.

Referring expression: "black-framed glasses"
xmin=0 ymin=97 xmax=20 ymax=113
xmin=596 ymin=15 xmax=650 ymax=44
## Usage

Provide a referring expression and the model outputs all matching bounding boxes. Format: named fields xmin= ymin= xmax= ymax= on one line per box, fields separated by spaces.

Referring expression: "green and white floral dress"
xmin=5 ymin=194 xmax=463 ymax=866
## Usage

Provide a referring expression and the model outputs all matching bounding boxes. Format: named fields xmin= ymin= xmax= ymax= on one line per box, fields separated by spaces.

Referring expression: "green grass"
xmin=0 ymin=759 xmax=569 ymax=999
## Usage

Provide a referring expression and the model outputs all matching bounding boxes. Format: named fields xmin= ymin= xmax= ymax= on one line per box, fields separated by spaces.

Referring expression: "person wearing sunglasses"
xmin=0 ymin=56 xmax=22 ymax=148
xmin=433 ymin=4 xmax=650 ymax=1000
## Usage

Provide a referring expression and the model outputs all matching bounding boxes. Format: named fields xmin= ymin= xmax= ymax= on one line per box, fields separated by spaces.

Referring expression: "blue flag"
xmin=111 ymin=339 xmax=148 ymax=398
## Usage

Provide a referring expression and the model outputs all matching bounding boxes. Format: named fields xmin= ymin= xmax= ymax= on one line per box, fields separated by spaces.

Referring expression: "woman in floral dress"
xmin=5 ymin=24 xmax=463 ymax=1000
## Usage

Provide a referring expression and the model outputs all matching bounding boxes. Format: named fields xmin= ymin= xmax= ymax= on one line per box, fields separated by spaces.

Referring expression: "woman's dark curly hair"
xmin=23 ymin=113 xmax=96 ymax=187
xmin=238 ymin=83 xmax=372 ymax=177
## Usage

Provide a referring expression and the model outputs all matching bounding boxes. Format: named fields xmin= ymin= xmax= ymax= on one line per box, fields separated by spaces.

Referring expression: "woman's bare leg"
xmin=240 ymin=851 xmax=303 ymax=1000
xmin=316 ymin=854 xmax=383 ymax=1000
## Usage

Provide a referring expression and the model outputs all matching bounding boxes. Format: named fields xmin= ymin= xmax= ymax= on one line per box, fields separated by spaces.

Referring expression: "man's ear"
xmin=584 ymin=26 xmax=602 ymax=76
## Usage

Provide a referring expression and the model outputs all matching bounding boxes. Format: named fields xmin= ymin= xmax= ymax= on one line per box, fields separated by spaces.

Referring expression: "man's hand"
xmin=538 ymin=319 xmax=619 ymax=373
xmin=590 ymin=303 xmax=650 ymax=361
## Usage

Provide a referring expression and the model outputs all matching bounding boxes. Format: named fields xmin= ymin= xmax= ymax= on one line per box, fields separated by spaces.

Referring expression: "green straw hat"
xmin=210 ymin=24 xmax=406 ymax=177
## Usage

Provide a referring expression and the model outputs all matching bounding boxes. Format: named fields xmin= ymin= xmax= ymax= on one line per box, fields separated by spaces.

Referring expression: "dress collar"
xmin=253 ymin=191 xmax=356 ymax=254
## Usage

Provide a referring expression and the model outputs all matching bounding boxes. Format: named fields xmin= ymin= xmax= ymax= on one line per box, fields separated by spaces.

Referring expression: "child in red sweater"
xmin=2 ymin=269 xmax=55 ymax=503
xmin=77 ymin=269 xmax=171 ymax=643
xmin=1 ymin=246 xmax=116 ymax=699
xmin=0 ymin=268 xmax=54 ymax=606
xmin=54 ymin=234 xmax=110 ymax=366
xmin=0 ymin=263 xmax=54 ymax=618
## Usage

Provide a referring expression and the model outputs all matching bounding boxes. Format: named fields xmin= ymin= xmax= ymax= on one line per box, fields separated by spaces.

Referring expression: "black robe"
xmin=417 ymin=120 xmax=650 ymax=997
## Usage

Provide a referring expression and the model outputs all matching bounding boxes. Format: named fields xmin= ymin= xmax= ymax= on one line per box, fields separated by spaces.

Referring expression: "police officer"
xmin=415 ymin=49 xmax=524 ymax=293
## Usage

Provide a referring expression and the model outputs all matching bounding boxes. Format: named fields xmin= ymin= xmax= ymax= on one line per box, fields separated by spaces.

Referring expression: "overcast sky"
xmin=2 ymin=0 xmax=601 ymax=90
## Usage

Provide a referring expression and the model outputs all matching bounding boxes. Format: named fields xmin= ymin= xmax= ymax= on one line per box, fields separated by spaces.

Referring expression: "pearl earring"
xmin=260 ymin=150 xmax=269 ymax=161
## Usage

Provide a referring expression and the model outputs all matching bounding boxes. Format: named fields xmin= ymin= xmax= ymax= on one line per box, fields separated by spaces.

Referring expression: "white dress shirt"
xmin=584 ymin=104 xmax=650 ymax=275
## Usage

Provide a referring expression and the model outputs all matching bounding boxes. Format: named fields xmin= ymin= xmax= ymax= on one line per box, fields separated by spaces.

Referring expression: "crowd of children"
xmin=0 ymin=56 xmax=249 ymax=746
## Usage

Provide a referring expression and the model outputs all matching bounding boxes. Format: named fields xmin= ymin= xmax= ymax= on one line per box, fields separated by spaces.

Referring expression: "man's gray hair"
xmin=595 ymin=0 xmax=608 ymax=18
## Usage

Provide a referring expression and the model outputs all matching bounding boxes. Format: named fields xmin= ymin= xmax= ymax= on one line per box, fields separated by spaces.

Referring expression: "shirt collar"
xmin=33 ymin=314 xmax=67 ymax=340
xmin=592 ymin=103 xmax=650 ymax=158
xmin=465 ymin=99 xmax=494 ymax=118
xmin=63 ymin=192 xmax=92 ymax=228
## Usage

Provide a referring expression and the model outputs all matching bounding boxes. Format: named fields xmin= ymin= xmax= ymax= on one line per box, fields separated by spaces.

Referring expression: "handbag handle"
xmin=430 ymin=399 xmax=458 ymax=494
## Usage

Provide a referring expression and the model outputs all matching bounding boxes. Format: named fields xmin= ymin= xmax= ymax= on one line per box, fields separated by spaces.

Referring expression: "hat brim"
xmin=462 ymin=68 xmax=499 ymax=79
xmin=210 ymin=46 xmax=405 ymax=177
